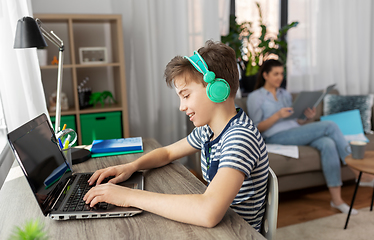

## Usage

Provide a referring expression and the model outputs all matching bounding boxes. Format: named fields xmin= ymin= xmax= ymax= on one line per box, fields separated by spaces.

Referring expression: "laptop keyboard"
xmin=63 ymin=174 xmax=108 ymax=212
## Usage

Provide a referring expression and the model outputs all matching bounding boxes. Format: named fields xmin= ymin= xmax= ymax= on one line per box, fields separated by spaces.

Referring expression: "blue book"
xmin=90 ymin=137 xmax=143 ymax=154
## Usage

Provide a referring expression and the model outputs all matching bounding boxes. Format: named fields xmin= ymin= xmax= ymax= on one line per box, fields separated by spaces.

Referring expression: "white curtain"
xmin=0 ymin=0 xmax=49 ymax=132
xmin=0 ymin=0 xmax=49 ymax=186
xmin=113 ymin=0 xmax=229 ymax=147
xmin=287 ymin=0 xmax=374 ymax=95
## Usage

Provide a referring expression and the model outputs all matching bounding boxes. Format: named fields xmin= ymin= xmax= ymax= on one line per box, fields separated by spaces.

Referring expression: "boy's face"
xmin=174 ymin=75 xmax=213 ymax=127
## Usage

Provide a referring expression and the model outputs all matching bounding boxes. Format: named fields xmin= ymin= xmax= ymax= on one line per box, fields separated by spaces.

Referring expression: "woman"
xmin=246 ymin=59 xmax=373 ymax=214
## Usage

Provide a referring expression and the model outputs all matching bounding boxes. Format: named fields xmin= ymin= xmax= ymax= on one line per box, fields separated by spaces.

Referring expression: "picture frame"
xmin=79 ymin=47 xmax=108 ymax=64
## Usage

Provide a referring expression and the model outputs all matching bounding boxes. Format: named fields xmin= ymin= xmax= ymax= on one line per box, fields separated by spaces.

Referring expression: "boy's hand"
xmin=83 ymin=183 xmax=134 ymax=208
xmin=88 ymin=163 xmax=136 ymax=186
xmin=278 ymin=107 xmax=294 ymax=118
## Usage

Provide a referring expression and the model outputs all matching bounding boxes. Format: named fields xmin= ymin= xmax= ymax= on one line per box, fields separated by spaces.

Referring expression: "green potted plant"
xmin=89 ymin=90 xmax=117 ymax=107
xmin=221 ymin=15 xmax=244 ymax=60
xmin=9 ymin=219 xmax=48 ymax=240
xmin=222 ymin=2 xmax=298 ymax=93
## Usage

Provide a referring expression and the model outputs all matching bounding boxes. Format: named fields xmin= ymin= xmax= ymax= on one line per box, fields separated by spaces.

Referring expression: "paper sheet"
xmin=266 ymin=144 xmax=299 ymax=159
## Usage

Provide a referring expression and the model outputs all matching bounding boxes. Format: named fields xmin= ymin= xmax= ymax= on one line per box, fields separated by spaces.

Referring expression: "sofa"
xmin=235 ymin=90 xmax=374 ymax=193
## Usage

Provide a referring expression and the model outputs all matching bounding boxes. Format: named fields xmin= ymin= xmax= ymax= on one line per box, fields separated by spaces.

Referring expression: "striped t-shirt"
xmin=187 ymin=108 xmax=269 ymax=231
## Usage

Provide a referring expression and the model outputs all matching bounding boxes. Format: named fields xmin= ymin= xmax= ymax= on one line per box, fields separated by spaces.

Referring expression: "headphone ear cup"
xmin=206 ymin=78 xmax=230 ymax=103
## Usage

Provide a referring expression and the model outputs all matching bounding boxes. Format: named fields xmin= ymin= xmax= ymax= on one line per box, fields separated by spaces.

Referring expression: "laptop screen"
xmin=7 ymin=113 xmax=71 ymax=215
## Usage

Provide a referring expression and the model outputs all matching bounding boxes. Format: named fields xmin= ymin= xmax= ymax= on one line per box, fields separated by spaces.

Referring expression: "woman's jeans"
xmin=265 ymin=121 xmax=350 ymax=187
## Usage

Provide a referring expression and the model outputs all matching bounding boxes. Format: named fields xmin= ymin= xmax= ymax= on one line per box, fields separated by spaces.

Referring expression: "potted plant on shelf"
xmin=222 ymin=2 xmax=298 ymax=95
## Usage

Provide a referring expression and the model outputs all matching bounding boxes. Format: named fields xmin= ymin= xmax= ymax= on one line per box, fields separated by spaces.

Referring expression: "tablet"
xmin=285 ymin=84 xmax=336 ymax=119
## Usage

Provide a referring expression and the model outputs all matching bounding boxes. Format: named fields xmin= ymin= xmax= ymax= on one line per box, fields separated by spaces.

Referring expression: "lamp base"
xmin=71 ymin=148 xmax=91 ymax=164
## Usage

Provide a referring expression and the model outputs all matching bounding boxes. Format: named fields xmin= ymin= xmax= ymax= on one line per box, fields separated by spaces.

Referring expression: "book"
xmin=91 ymin=150 xmax=144 ymax=158
xmin=285 ymin=84 xmax=336 ymax=119
xmin=90 ymin=137 xmax=143 ymax=154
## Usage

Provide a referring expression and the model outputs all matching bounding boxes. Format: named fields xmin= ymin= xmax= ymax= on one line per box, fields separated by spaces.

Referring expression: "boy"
xmin=84 ymin=40 xmax=269 ymax=231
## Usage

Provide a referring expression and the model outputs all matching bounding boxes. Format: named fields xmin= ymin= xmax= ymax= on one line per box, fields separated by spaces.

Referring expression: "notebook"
xmin=7 ymin=113 xmax=143 ymax=220
xmin=90 ymin=137 xmax=143 ymax=158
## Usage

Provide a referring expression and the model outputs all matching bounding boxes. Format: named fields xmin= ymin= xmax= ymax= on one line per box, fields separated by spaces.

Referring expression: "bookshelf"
xmin=34 ymin=14 xmax=129 ymax=145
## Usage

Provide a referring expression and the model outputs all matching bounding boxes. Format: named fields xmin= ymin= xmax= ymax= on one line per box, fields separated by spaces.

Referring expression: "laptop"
xmin=7 ymin=113 xmax=143 ymax=220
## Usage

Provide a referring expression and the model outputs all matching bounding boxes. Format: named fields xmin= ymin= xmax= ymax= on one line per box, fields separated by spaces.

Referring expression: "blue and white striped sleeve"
xmin=187 ymin=127 xmax=203 ymax=150
xmin=218 ymin=127 xmax=262 ymax=178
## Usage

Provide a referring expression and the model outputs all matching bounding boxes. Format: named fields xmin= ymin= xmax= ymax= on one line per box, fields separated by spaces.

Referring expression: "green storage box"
xmin=80 ymin=111 xmax=122 ymax=145
xmin=50 ymin=115 xmax=77 ymax=146
xmin=50 ymin=115 xmax=77 ymax=133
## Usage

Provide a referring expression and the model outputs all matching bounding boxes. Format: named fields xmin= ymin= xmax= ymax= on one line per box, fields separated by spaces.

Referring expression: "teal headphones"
xmin=184 ymin=51 xmax=230 ymax=103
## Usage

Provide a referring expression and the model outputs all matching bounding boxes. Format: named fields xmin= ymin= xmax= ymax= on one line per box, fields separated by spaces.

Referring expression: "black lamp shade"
xmin=14 ymin=17 xmax=48 ymax=49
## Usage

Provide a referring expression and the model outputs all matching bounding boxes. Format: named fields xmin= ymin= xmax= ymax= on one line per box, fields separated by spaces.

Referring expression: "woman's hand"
xmin=83 ymin=183 xmax=135 ymax=208
xmin=87 ymin=163 xmax=137 ymax=186
xmin=303 ymin=107 xmax=316 ymax=119
xmin=278 ymin=107 xmax=294 ymax=119
xmin=257 ymin=107 xmax=294 ymax=132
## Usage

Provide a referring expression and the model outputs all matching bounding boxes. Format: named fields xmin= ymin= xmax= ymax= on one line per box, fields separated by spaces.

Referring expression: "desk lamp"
xmin=14 ymin=17 xmax=92 ymax=164
xmin=14 ymin=16 xmax=64 ymax=134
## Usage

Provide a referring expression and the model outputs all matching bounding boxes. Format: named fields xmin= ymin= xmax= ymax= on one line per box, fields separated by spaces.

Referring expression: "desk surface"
xmin=0 ymin=138 xmax=265 ymax=240
xmin=346 ymin=151 xmax=374 ymax=174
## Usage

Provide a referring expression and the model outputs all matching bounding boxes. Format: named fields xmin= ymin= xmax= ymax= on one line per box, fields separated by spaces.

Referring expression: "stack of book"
xmin=90 ymin=137 xmax=143 ymax=158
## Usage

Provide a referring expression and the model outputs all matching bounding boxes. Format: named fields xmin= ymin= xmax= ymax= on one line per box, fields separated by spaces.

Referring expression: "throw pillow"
xmin=323 ymin=94 xmax=374 ymax=133
xmin=320 ymin=109 xmax=368 ymax=142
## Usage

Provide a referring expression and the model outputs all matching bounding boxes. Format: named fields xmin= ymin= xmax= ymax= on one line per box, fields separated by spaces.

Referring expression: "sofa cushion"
xmin=268 ymin=146 xmax=321 ymax=176
xmin=323 ymin=94 xmax=374 ymax=133
xmin=366 ymin=134 xmax=374 ymax=151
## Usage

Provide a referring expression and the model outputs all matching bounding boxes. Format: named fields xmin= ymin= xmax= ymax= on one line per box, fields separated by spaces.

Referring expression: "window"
xmin=0 ymin=92 xmax=12 ymax=190
xmin=0 ymin=93 xmax=7 ymax=151
xmin=235 ymin=0 xmax=280 ymax=34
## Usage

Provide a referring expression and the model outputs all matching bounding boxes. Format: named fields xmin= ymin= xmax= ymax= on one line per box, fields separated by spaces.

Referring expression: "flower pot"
xmin=240 ymin=73 xmax=257 ymax=97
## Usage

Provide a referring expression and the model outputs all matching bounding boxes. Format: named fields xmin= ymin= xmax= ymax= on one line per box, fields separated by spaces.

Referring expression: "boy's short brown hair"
xmin=164 ymin=40 xmax=239 ymax=98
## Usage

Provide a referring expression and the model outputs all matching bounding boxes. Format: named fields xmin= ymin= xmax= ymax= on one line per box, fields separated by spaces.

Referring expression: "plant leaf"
xmin=9 ymin=219 xmax=48 ymax=240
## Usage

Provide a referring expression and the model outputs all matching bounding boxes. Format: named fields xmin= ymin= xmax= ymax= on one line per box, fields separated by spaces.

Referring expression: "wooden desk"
xmin=0 ymin=138 xmax=265 ymax=239
xmin=344 ymin=151 xmax=374 ymax=229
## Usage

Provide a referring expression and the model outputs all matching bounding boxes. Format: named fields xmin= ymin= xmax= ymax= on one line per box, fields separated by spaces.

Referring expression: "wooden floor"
xmin=277 ymin=180 xmax=374 ymax=228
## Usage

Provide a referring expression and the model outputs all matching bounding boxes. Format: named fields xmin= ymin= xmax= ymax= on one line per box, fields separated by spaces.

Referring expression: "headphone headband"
xmin=184 ymin=51 xmax=208 ymax=75
xmin=183 ymin=51 xmax=230 ymax=103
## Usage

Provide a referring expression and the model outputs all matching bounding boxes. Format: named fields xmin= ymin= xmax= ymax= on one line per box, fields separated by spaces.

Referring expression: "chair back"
xmin=261 ymin=167 xmax=279 ymax=240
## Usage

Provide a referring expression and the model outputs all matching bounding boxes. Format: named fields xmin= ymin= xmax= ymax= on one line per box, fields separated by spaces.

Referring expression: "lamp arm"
xmin=35 ymin=19 xmax=65 ymax=133
xmin=36 ymin=19 xmax=64 ymax=49
xmin=54 ymin=48 xmax=64 ymax=133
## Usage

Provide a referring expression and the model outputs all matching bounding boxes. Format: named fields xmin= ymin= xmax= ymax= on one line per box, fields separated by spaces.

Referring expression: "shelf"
xmin=35 ymin=14 xmax=129 ymax=145
xmin=40 ymin=63 xmax=121 ymax=69
xmin=49 ymin=108 xmax=77 ymax=116
xmin=79 ymin=104 xmax=123 ymax=114
xmin=40 ymin=64 xmax=74 ymax=70
xmin=75 ymin=63 xmax=121 ymax=68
